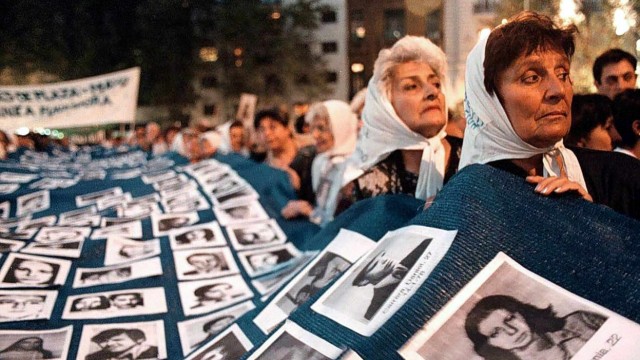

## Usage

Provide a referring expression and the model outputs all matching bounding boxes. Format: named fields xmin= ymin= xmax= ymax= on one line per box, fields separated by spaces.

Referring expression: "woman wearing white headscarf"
xmin=460 ymin=11 xmax=640 ymax=220
xmin=339 ymin=36 xmax=462 ymax=211
xmin=281 ymin=100 xmax=358 ymax=226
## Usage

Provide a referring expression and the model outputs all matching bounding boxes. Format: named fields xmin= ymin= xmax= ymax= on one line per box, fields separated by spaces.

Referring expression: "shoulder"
xmin=563 ymin=310 xmax=607 ymax=332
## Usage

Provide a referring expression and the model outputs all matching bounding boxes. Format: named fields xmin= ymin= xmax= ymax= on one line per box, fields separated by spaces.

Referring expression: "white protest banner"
xmin=0 ymin=67 xmax=140 ymax=131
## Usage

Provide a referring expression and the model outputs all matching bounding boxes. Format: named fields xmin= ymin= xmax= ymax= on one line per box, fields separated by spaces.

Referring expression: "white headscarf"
xmin=459 ymin=34 xmax=587 ymax=190
xmin=343 ymin=36 xmax=448 ymax=200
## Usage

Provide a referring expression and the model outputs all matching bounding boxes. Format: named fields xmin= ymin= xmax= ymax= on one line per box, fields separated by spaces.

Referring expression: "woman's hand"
xmin=281 ymin=200 xmax=313 ymax=219
xmin=525 ymin=176 xmax=593 ymax=202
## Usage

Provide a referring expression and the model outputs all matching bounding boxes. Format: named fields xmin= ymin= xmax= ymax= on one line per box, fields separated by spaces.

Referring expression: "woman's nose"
xmin=545 ymin=76 xmax=567 ymax=101
xmin=423 ymin=83 xmax=439 ymax=101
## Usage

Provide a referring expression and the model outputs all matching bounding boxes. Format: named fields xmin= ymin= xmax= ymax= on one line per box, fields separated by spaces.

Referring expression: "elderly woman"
xmin=339 ymin=36 xmax=462 ymax=211
xmin=460 ymin=11 xmax=640 ymax=219
xmin=281 ymin=100 xmax=359 ymax=225
xmin=465 ymin=295 xmax=606 ymax=360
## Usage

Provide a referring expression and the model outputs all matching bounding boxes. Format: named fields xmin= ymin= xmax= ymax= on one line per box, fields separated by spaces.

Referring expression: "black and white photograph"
xmin=151 ymin=211 xmax=200 ymax=237
xmin=247 ymin=320 xmax=342 ymax=360
xmin=29 ymin=177 xmax=78 ymax=190
xmin=73 ymin=257 xmax=163 ymax=288
xmin=126 ymin=193 xmax=161 ymax=207
xmin=0 ymin=253 xmax=72 ymax=288
xmin=213 ymin=200 xmax=269 ymax=226
xmin=238 ymin=243 xmax=302 ymax=278
xmin=184 ymin=323 xmax=253 ymax=360
xmin=57 ymin=205 xmax=97 ymax=225
xmin=104 ymin=236 xmax=161 ymax=266
xmin=75 ymin=187 xmax=123 ymax=207
xmin=35 ymin=226 xmax=91 ymax=243
xmin=0 ymin=201 xmax=9 ymax=219
xmin=0 ymin=238 xmax=26 ymax=253
xmin=202 ymin=175 xmax=245 ymax=195
xmin=254 ymin=229 xmax=375 ymax=333
xmin=110 ymin=168 xmax=142 ymax=180
xmin=0 ymin=326 xmax=73 ymax=360
xmin=226 ymin=219 xmax=287 ymax=251
xmin=161 ymin=192 xmax=209 ymax=213
xmin=399 ymin=253 xmax=640 ymax=360
xmin=159 ymin=179 xmax=199 ymax=198
xmin=76 ymin=319 xmax=167 ymax=360
xmin=179 ymin=275 xmax=254 ymax=316
xmin=210 ymin=186 xmax=259 ymax=208
xmin=169 ymin=222 xmax=226 ymax=250
xmin=16 ymin=190 xmax=50 ymax=216
xmin=0 ymin=184 xmax=20 ymax=195
xmin=311 ymin=225 xmax=456 ymax=336
xmin=63 ymin=287 xmax=167 ymax=319
xmin=151 ymin=173 xmax=190 ymax=191
xmin=90 ymin=221 xmax=143 ymax=240
xmin=174 ymin=247 xmax=239 ymax=281
xmin=0 ymin=172 xmax=39 ymax=183
xmin=21 ymin=239 xmax=84 ymax=258
xmin=0 ymin=290 xmax=58 ymax=323
xmin=62 ymin=214 xmax=101 ymax=227
xmin=141 ymin=169 xmax=176 ymax=184
xmin=116 ymin=203 xmax=161 ymax=219
xmin=0 ymin=214 xmax=32 ymax=229
xmin=177 ymin=301 xmax=256 ymax=356
xmin=100 ymin=217 xmax=142 ymax=228
xmin=16 ymin=215 xmax=57 ymax=230
xmin=0 ymin=228 xmax=37 ymax=240
xmin=251 ymin=258 xmax=314 ymax=297
xmin=96 ymin=192 xmax=132 ymax=211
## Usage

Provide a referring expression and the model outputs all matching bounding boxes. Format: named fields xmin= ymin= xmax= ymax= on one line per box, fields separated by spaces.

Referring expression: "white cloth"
xmin=614 ymin=147 xmax=637 ymax=159
xmin=459 ymin=34 xmax=587 ymax=189
xmin=216 ymin=120 xmax=233 ymax=154
xmin=170 ymin=132 xmax=187 ymax=157
xmin=343 ymin=78 xmax=447 ymax=200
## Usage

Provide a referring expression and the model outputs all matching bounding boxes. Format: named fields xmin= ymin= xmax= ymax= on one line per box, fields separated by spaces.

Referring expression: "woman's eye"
xmin=402 ymin=83 xmax=418 ymax=91
xmin=522 ymin=74 xmax=539 ymax=84
xmin=490 ymin=330 xmax=499 ymax=338
xmin=432 ymin=82 xmax=441 ymax=89
xmin=558 ymin=72 xmax=570 ymax=81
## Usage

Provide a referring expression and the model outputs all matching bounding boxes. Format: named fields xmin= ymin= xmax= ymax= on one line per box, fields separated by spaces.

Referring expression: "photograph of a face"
xmin=169 ymin=222 xmax=227 ymax=250
xmin=0 ymin=253 xmax=71 ymax=288
xmin=62 ymin=287 xmax=167 ymax=320
xmin=161 ymin=192 xmax=209 ymax=214
xmin=399 ymin=253 xmax=639 ymax=360
xmin=210 ymin=186 xmax=259 ymax=208
xmin=0 ymin=202 xmax=9 ymax=219
xmin=151 ymin=211 xmax=200 ymax=237
xmin=75 ymin=319 xmax=167 ymax=360
xmin=96 ymin=192 xmax=133 ymax=211
xmin=213 ymin=200 xmax=269 ymax=226
xmin=73 ymin=257 xmax=163 ymax=288
xmin=104 ymin=237 xmax=161 ymax=266
xmin=21 ymin=239 xmax=84 ymax=258
xmin=35 ymin=226 xmax=91 ymax=243
xmin=75 ymin=187 xmax=123 ymax=207
xmin=179 ymin=275 xmax=254 ymax=316
xmin=90 ymin=221 xmax=143 ymax=240
xmin=247 ymin=321 xmax=342 ymax=360
xmin=0 ymin=228 xmax=37 ymax=240
xmin=141 ymin=170 xmax=176 ymax=184
xmin=0 ymin=239 xmax=26 ymax=253
xmin=0 ymin=326 xmax=73 ymax=360
xmin=116 ymin=203 xmax=161 ymax=220
xmin=184 ymin=324 xmax=253 ymax=360
xmin=0 ymin=290 xmax=58 ymax=323
xmin=226 ymin=219 xmax=287 ymax=251
xmin=238 ymin=243 xmax=302 ymax=278
xmin=174 ymin=247 xmax=239 ymax=281
xmin=57 ymin=206 xmax=97 ymax=225
xmin=16 ymin=190 xmax=50 ymax=217
xmin=177 ymin=301 xmax=256 ymax=356
xmin=16 ymin=215 xmax=57 ymax=231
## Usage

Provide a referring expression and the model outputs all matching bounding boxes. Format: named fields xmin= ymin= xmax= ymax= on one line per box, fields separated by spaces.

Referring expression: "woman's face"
xmin=497 ymin=49 xmax=573 ymax=148
xmin=258 ymin=117 xmax=291 ymax=152
xmin=14 ymin=260 xmax=55 ymax=285
xmin=478 ymin=309 xmax=533 ymax=351
xmin=390 ymin=61 xmax=446 ymax=139
xmin=310 ymin=116 xmax=335 ymax=153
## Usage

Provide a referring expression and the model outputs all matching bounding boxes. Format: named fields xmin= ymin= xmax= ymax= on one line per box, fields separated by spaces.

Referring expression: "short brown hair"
xmin=484 ymin=11 xmax=578 ymax=96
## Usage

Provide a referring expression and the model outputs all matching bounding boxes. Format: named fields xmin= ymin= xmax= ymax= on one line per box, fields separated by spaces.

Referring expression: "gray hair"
xmin=373 ymin=36 xmax=447 ymax=99
xmin=304 ymin=102 xmax=330 ymax=124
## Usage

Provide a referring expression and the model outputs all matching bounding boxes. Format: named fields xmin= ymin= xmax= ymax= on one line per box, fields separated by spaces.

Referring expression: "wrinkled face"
xmin=497 ymin=49 xmax=573 ymax=148
xmin=189 ymin=254 xmax=220 ymax=271
xmin=390 ymin=61 xmax=446 ymax=139
xmin=229 ymin=127 xmax=245 ymax=151
xmin=596 ymin=60 xmax=637 ymax=100
xmin=258 ymin=117 xmax=291 ymax=152
xmin=111 ymin=294 xmax=139 ymax=309
xmin=98 ymin=333 xmax=139 ymax=353
xmin=310 ymin=116 xmax=335 ymax=153
xmin=16 ymin=338 xmax=42 ymax=350
xmin=14 ymin=260 xmax=55 ymax=285
xmin=478 ymin=309 xmax=533 ymax=351
xmin=0 ymin=295 xmax=45 ymax=318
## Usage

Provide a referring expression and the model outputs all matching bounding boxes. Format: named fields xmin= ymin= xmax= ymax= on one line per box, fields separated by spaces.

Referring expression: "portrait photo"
xmin=0 ymin=238 xmax=25 ymax=253
xmin=0 ymin=290 xmax=57 ymax=323
xmin=16 ymin=190 xmax=50 ymax=217
xmin=151 ymin=211 xmax=199 ymax=237
xmin=0 ymin=326 xmax=73 ymax=360
xmin=63 ymin=287 xmax=167 ymax=320
xmin=400 ymin=253 xmax=619 ymax=360
xmin=21 ymin=239 xmax=84 ymax=258
xmin=238 ymin=243 xmax=302 ymax=278
xmin=141 ymin=169 xmax=176 ymax=184
xmin=35 ymin=226 xmax=90 ymax=243
xmin=168 ymin=222 xmax=226 ymax=250
xmin=76 ymin=319 xmax=166 ymax=360
xmin=16 ymin=215 xmax=57 ymax=231
xmin=90 ymin=221 xmax=143 ymax=240
xmin=210 ymin=186 xmax=258 ymax=208
xmin=0 ymin=253 xmax=71 ymax=288
xmin=213 ymin=200 xmax=269 ymax=226
xmin=179 ymin=275 xmax=254 ymax=316
xmin=177 ymin=301 xmax=256 ymax=356
xmin=0 ymin=202 xmax=9 ymax=219
xmin=0 ymin=184 xmax=19 ymax=195
xmin=162 ymin=192 xmax=209 ymax=214
xmin=174 ymin=247 xmax=239 ymax=281
xmin=73 ymin=257 xmax=163 ymax=288
xmin=104 ymin=237 xmax=160 ymax=266
xmin=184 ymin=324 xmax=252 ymax=360
xmin=247 ymin=321 xmax=342 ymax=360
xmin=96 ymin=192 xmax=132 ymax=211
xmin=116 ymin=203 xmax=160 ymax=219
xmin=226 ymin=219 xmax=287 ymax=251
xmin=75 ymin=187 xmax=123 ymax=207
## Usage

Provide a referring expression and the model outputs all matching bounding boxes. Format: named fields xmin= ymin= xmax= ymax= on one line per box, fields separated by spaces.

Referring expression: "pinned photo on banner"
xmin=0 ymin=253 xmax=71 ymax=288
xmin=104 ymin=237 xmax=161 ymax=266
xmin=16 ymin=215 xmax=57 ymax=231
xmin=21 ymin=239 xmax=84 ymax=258
xmin=251 ymin=257 xmax=315 ymax=297
xmin=0 ymin=184 xmax=20 ymax=195
xmin=73 ymin=257 xmax=163 ymax=288
xmin=76 ymin=319 xmax=167 ymax=360
xmin=151 ymin=211 xmax=200 ymax=237
xmin=174 ymin=247 xmax=240 ymax=281
xmin=0 ymin=238 xmax=25 ymax=253
xmin=0 ymin=289 xmax=58 ymax=323
xmin=0 ymin=172 xmax=39 ymax=183
xmin=90 ymin=221 xmax=143 ymax=240
xmin=0 ymin=202 xmax=9 ymax=219
xmin=0 ymin=325 xmax=73 ymax=360
xmin=311 ymin=225 xmax=457 ymax=336
xmin=35 ymin=226 xmax=91 ymax=243
xmin=16 ymin=190 xmax=50 ymax=217
xmin=210 ymin=186 xmax=259 ymax=209
xmin=399 ymin=252 xmax=640 ymax=360
xmin=226 ymin=219 xmax=287 ymax=251
xmin=178 ymin=301 xmax=256 ymax=356
xmin=62 ymin=287 xmax=167 ymax=320
xmin=141 ymin=170 xmax=176 ymax=184
xmin=57 ymin=206 xmax=97 ymax=225
xmin=213 ymin=200 xmax=269 ymax=226
xmin=96 ymin=192 xmax=133 ymax=211
xmin=184 ymin=323 xmax=253 ymax=360
xmin=238 ymin=243 xmax=302 ymax=278
xmin=169 ymin=222 xmax=227 ymax=250
xmin=0 ymin=228 xmax=37 ymax=240
xmin=179 ymin=275 xmax=254 ymax=316
xmin=75 ymin=187 xmax=123 ymax=207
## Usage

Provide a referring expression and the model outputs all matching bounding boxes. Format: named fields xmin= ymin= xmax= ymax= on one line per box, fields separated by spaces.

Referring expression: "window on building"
xmin=350 ymin=10 xmax=365 ymax=44
xmin=322 ymin=41 xmax=338 ymax=53
xmin=201 ymin=76 xmax=218 ymax=89
xmin=384 ymin=10 xmax=405 ymax=41
xmin=326 ymin=71 xmax=338 ymax=83
xmin=425 ymin=9 xmax=442 ymax=46
xmin=322 ymin=10 xmax=337 ymax=23
xmin=203 ymin=104 xmax=216 ymax=116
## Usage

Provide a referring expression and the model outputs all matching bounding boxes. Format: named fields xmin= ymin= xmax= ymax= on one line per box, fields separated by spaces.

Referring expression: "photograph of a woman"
xmin=3 ymin=258 xmax=59 ymax=286
xmin=0 ymin=337 xmax=54 ymax=359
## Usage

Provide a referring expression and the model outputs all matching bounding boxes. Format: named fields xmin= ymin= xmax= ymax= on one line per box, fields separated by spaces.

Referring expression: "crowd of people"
xmin=1 ymin=11 xmax=638 ymax=224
